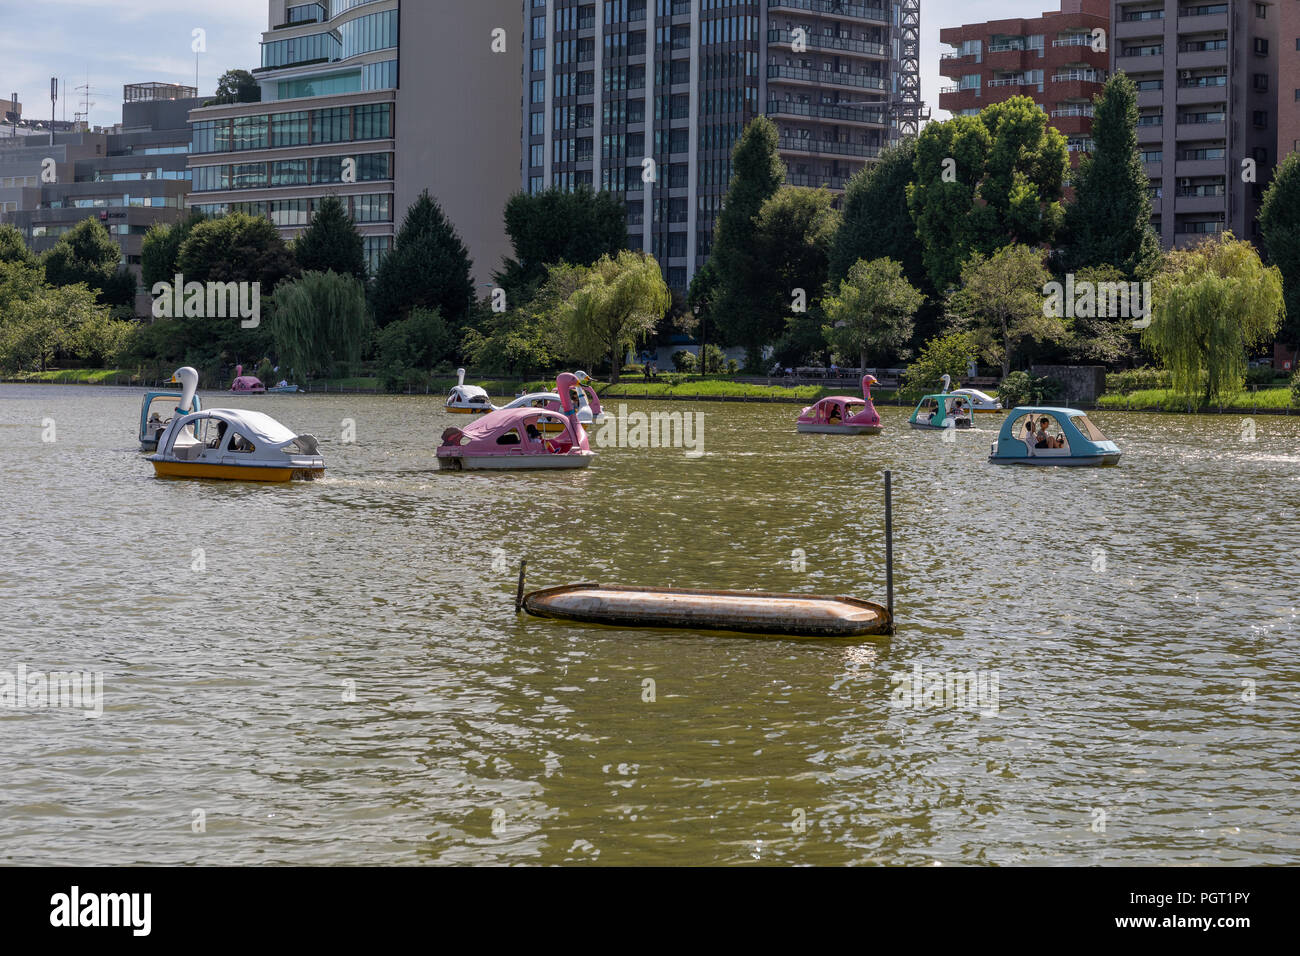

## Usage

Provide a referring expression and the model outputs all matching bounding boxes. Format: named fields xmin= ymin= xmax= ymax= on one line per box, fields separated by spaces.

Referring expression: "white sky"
xmin=0 ymin=0 xmax=1054 ymax=130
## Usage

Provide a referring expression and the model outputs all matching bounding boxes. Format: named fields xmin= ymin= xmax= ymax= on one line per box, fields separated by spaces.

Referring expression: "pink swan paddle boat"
xmin=437 ymin=372 xmax=594 ymax=471
xmin=230 ymin=364 xmax=266 ymax=395
xmin=796 ymin=374 xmax=883 ymax=435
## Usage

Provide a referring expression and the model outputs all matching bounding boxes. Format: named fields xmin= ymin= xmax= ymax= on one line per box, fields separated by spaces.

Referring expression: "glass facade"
xmin=192 ymin=152 xmax=393 ymax=191
xmin=192 ymin=104 xmax=393 ymax=154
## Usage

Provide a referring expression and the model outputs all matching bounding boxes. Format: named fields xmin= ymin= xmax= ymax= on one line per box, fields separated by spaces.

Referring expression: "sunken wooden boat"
xmin=519 ymin=582 xmax=891 ymax=639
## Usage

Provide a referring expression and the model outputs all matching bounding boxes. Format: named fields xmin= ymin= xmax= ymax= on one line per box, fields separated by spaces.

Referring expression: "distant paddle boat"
xmin=797 ymin=374 xmax=883 ymax=434
xmin=950 ymin=387 xmax=1002 ymax=413
xmin=988 ymin=407 xmax=1121 ymax=467
xmin=149 ymin=408 xmax=325 ymax=482
xmin=445 ymin=367 xmax=495 ymax=414
xmin=908 ymin=392 xmax=974 ymax=430
xmin=266 ymin=381 xmax=300 ymax=394
xmin=139 ymin=366 xmax=201 ymax=451
xmin=437 ymin=372 xmax=593 ymax=470
xmin=230 ymin=364 xmax=266 ymax=395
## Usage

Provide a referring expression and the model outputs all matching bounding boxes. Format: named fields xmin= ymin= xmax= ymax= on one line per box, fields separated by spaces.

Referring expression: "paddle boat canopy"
xmin=988 ymin=407 xmax=1121 ymax=467
xmin=139 ymin=366 xmax=200 ymax=451
xmin=499 ymin=377 xmax=603 ymax=432
xmin=438 ymin=372 xmax=593 ymax=470
xmin=446 ymin=367 xmax=495 ymax=414
xmin=797 ymin=374 xmax=883 ymax=435
xmin=149 ymin=408 xmax=325 ymax=482
xmin=230 ymin=364 xmax=265 ymax=394
xmin=950 ymin=387 xmax=1002 ymax=413
xmin=908 ymin=393 xmax=974 ymax=430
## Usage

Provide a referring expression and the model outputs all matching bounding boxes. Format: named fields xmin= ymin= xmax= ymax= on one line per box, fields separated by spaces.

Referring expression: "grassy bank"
xmin=1096 ymin=387 xmax=1293 ymax=412
xmin=522 ymin=379 xmax=901 ymax=404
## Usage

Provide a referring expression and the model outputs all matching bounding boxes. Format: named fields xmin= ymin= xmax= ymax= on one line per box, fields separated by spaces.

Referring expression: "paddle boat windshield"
xmin=797 ymin=374 xmax=883 ymax=434
xmin=149 ymin=408 xmax=325 ymax=482
xmin=988 ymin=407 xmax=1121 ymax=467
xmin=950 ymin=387 xmax=1002 ymax=413
xmin=908 ymin=393 xmax=974 ymax=430
xmin=139 ymin=366 xmax=200 ymax=451
xmin=230 ymin=364 xmax=266 ymax=394
xmin=438 ymin=372 xmax=593 ymax=470
xmin=446 ymin=367 xmax=495 ymax=414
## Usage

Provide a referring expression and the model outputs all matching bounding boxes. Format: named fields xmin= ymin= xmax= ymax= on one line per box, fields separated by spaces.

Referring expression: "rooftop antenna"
xmin=49 ymin=77 xmax=57 ymax=146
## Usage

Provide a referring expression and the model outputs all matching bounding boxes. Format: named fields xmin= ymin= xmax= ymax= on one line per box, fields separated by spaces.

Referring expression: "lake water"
xmin=1 ymin=385 xmax=1297 ymax=865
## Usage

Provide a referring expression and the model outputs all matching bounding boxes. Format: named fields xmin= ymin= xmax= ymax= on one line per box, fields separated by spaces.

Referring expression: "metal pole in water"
xmin=884 ymin=470 xmax=895 ymax=634
xmin=515 ymin=559 xmax=528 ymax=613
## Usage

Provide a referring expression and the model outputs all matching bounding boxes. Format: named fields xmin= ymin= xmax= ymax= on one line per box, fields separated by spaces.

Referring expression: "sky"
xmin=0 ymin=0 xmax=1055 ymax=131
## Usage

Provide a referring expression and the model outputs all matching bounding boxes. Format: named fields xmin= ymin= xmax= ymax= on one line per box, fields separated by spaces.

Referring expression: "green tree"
xmin=1259 ymin=150 xmax=1300 ymax=347
xmin=497 ymin=186 xmax=627 ymax=295
xmin=1062 ymin=264 xmax=1137 ymax=364
xmin=0 ymin=223 xmax=35 ymax=266
xmin=0 ymin=283 xmax=119 ymax=372
xmin=948 ymin=244 xmax=1059 ymax=378
xmin=177 ymin=212 xmax=298 ymax=289
xmin=822 ymin=257 xmax=924 ymax=370
xmin=1144 ymin=233 xmax=1284 ymax=407
xmin=715 ymin=185 xmax=839 ymax=367
xmin=210 ymin=69 xmax=261 ymax=105
xmin=899 ymin=331 xmax=978 ymax=401
xmin=558 ymin=250 xmax=670 ymax=383
xmin=141 ymin=211 xmax=207 ymax=289
xmin=375 ymin=308 xmax=455 ymax=392
xmin=704 ymin=116 xmax=786 ymax=361
xmin=293 ymin=194 xmax=366 ymax=282
xmin=269 ymin=270 xmax=371 ymax=379
xmin=463 ymin=262 xmax=585 ymax=374
xmin=908 ymin=97 xmax=1068 ymax=291
xmin=1058 ymin=73 xmax=1160 ymax=279
xmin=41 ymin=218 xmax=135 ymax=307
xmin=371 ymin=190 xmax=474 ymax=329
xmin=829 ymin=139 xmax=926 ymax=290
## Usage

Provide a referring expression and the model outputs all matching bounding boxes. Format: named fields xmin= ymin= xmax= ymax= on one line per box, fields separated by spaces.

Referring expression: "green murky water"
xmin=1 ymin=385 xmax=1297 ymax=864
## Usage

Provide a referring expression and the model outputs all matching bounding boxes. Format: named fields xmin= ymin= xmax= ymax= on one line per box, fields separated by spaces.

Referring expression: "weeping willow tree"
xmin=557 ymin=251 xmax=670 ymax=383
xmin=1145 ymin=233 xmax=1284 ymax=409
xmin=269 ymin=269 xmax=371 ymax=379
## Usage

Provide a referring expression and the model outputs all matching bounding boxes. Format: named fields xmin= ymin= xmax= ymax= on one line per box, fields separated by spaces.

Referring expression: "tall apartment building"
xmin=938 ymin=0 xmax=1110 ymax=159
xmin=1279 ymin=0 xmax=1299 ymax=158
xmin=0 ymin=83 xmax=199 ymax=314
xmin=523 ymin=0 xmax=909 ymax=292
xmin=186 ymin=0 xmax=519 ymax=283
xmin=1113 ymin=0 xmax=1277 ymax=247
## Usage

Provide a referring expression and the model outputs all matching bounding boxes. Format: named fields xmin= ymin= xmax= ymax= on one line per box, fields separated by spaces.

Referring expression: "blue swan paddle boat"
xmin=988 ymin=407 xmax=1121 ymax=467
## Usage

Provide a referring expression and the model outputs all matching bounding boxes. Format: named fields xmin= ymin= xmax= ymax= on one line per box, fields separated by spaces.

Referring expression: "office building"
xmin=1113 ymin=0 xmax=1277 ymax=246
xmin=186 ymin=0 xmax=520 ymax=283
xmin=0 ymin=83 xmax=200 ymax=314
xmin=939 ymin=0 xmax=1111 ymax=159
xmin=523 ymin=0 xmax=918 ymax=292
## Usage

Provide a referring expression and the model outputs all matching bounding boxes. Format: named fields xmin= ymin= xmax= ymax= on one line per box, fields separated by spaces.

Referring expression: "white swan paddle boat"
xmin=445 ymin=368 xmax=496 ymax=414
xmin=149 ymin=408 xmax=325 ymax=482
xmin=139 ymin=366 xmax=201 ymax=451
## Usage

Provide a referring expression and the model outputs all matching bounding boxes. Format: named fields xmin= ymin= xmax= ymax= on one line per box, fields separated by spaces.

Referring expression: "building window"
xmin=1255 ymin=3 xmax=1266 ymax=17
xmin=312 ymin=107 xmax=351 ymax=143
xmin=271 ymin=111 xmax=309 ymax=148
xmin=1253 ymin=111 xmax=1268 ymax=128
xmin=1253 ymin=38 xmax=1269 ymax=55
xmin=353 ymin=103 xmax=393 ymax=140
xmin=1253 ymin=73 xmax=1269 ymax=92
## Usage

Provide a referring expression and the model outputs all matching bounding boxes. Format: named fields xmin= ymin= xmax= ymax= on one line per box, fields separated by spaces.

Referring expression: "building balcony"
xmin=1114 ymin=18 xmax=1165 ymax=41
xmin=1176 ymin=50 xmax=1229 ymax=71
xmin=1174 ymin=158 xmax=1226 ymax=178
xmin=1136 ymin=121 xmax=1163 ymax=142
xmin=766 ymin=0 xmax=888 ymax=27
xmin=1173 ymin=193 xmax=1226 ymax=214
xmin=1177 ymin=13 xmax=1229 ymax=34
xmin=1115 ymin=54 xmax=1164 ymax=75
xmin=767 ymin=65 xmax=887 ymax=92
xmin=983 ymin=48 xmax=1033 ymax=72
xmin=1051 ymin=35 xmax=1094 ymax=50
xmin=1050 ymin=71 xmax=1106 ymax=100
xmin=1176 ymin=120 xmax=1226 ymax=141
xmin=1050 ymin=113 xmax=1092 ymax=136
xmin=938 ymin=88 xmax=982 ymax=113
xmin=766 ymin=29 xmax=887 ymax=60
xmin=767 ymin=99 xmax=887 ymax=127
xmin=787 ymin=172 xmax=851 ymax=190
xmin=778 ymin=137 xmax=880 ymax=159
xmin=1136 ymin=88 xmax=1165 ymax=108
xmin=1175 ymin=83 xmax=1228 ymax=105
